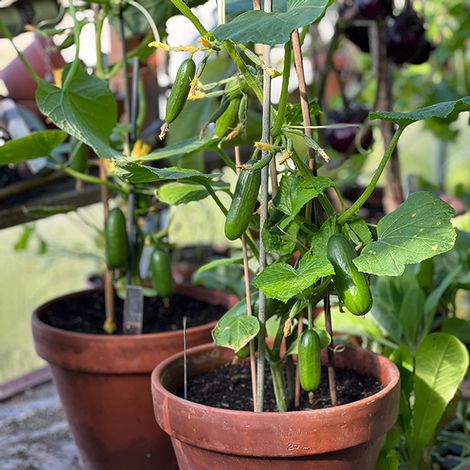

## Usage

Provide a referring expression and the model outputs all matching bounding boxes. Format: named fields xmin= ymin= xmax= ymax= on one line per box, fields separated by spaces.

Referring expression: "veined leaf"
xmin=140 ymin=136 xmax=216 ymax=161
xmin=114 ymin=160 xmax=222 ymax=185
xmin=214 ymin=0 xmax=332 ymax=46
xmin=253 ymin=250 xmax=334 ymax=303
xmin=410 ymin=333 xmax=468 ymax=464
xmin=212 ymin=301 xmax=260 ymax=352
xmin=156 ymin=181 xmax=229 ymax=205
xmin=36 ymin=66 xmax=119 ymax=158
xmin=0 ymin=131 xmax=67 ymax=165
xmin=354 ymin=192 xmax=456 ymax=276
xmin=369 ymin=96 xmax=470 ymax=127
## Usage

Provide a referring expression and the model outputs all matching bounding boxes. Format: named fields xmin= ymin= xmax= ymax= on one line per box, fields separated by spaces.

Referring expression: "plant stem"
xmin=99 ymin=160 xmax=116 ymax=334
xmin=324 ymin=294 xmax=337 ymax=406
xmin=272 ymin=41 xmax=292 ymax=137
xmin=370 ymin=20 xmax=403 ymax=213
xmin=292 ymin=29 xmax=319 ymax=225
xmin=57 ymin=161 xmax=127 ymax=194
xmin=94 ymin=5 xmax=108 ymax=79
xmin=0 ymin=19 xmax=39 ymax=83
xmin=235 ymin=146 xmax=257 ymax=410
xmin=255 ymin=0 xmax=273 ymax=413
xmin=270 ymin=361 xmax=288 ymax=412
xmin=205 ymin=184 xmax=228 ymax=215
xmin=63 ymin=1 xmax=81 ymax=90
xmin=224 ymin=42 xmax=264 ymax=103
xmin=170 ymin=0 xmax=208 ymax=36
xmin=294 ymin=311 xmax=304 ymax=408
xmin=337 ymin=125 xmax=404 ymax=224
xmin=215 ymin=145 xmax=237 ymax=172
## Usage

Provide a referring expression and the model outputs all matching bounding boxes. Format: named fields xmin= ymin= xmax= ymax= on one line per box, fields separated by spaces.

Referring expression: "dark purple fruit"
xmin=345 ymin=24 xmax=370 ymax=52
xmin=326 ymin=107 xmax=373 ymax=154
xmin=386 ymin=10 xmax=425 ymax=64
xmin=358 ymin=0 xmax=393 ymax=20
xmin=409 ymin=37 xmax=434 ymax=65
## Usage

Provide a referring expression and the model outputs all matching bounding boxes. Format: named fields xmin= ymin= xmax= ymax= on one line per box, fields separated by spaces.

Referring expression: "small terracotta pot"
xmin=151 ymin=343 xmax=400 ymax=470
xmin=32 ymin=285 xmax=237 ymax=470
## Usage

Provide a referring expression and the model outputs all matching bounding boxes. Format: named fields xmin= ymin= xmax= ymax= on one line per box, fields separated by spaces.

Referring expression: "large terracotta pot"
xmin=151 ymin=343 xmax=400 ymax=470
xmin=32 ymin=285 xmax=237 ymax=470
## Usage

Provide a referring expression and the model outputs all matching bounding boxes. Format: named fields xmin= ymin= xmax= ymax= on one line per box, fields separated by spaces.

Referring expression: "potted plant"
xmin=109 ymin=1 xmax=470 ymax=468
xmin=0 ymin=1 xmax=237 ymax=468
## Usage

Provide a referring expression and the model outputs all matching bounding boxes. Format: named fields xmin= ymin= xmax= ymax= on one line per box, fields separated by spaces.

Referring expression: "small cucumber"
xmin=224 ymin=163 xmax=261 ymax=240
xmin=298 ymin=328 xmax=321 ymax=392
xmin=165 ymin=58 xmax=196 ymax=124
xmin=214 ymin=97 xmax=241 ymax=138
xmin=105 ymin=208 xmax=128 ymax=270
xmin=151 ymin=248 xmax=174 ymax=298
xmin=327 ymin=233 xmax=372 ymax=315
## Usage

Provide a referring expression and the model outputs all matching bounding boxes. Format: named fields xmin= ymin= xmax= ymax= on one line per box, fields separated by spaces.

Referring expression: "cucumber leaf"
xmin=212 ymin=301 xmax=260 ymax=352
xmin=214 ymin=0 xmax=332 ymax=46
xmin=156 ymin=181 xmax=229 ymax=205
xmin=253 ymin=250 xmax=334 ymax=303
xmin=354 ymin=192 xmax=456 ymax=276
xmin=36 ymin=66 xmax=119 ymax=158
xmin=369 ymin=96 xmax=470 ymax=127
xmin=114 ymin=160 xmax=222 ymax=185
xmin=0 ymin=130 xmax=67 ymax=165
xmin=195 ymin=256 xmax=244 ymax=274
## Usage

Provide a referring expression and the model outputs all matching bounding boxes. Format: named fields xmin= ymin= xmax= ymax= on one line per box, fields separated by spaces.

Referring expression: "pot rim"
xmin=32 ymin=286 xmax=230 ymax=342
xmin=152 ymin=342 xmax=400 ymax=418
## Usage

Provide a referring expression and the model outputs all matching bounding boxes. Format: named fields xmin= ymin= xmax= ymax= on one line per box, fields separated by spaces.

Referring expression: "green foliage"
xmin=214 ymin=0 xmax=331 ymax=45
xmin=212 ymin=298 xmax=260 ymax=352
xmin=0 ymin=131 xmax=67 ymax=165
xmin=354 ymin=192 xmax=456 ymax=276
xmin=409 ymin=333 xmax=468 ymax=465
xmin=36 ymin=66 xmax=119 ymax=158
xmin=156 ymin=181 xmax=229 ymax=205
xmin=253 ymin=250 xmax=333 ymax=303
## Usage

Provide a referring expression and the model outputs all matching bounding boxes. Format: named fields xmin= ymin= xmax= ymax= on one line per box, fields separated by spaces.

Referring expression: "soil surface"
xmin=181 ymin=361 xmax=382 ymax=411
xmin=42 ymin=291 xmax=226 ymax=335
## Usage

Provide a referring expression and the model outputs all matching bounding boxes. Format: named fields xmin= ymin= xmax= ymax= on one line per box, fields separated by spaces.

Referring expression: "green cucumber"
xmin=165 ymin=58 xmax=196 ymax=124
xmin=224 ymin=163 xmax=261 ymax=240
xmin=298 ymin=328 xmax=321 ymax=392
xmin=327 ymin=233 xmax=372 ymax=315
xmin=214 ymin=97 xmax=241 ymax=138
xmin=151 ymin=248 xmax=174 ymax=298
xmin=105 ymin=208 xmax=128 ymax=270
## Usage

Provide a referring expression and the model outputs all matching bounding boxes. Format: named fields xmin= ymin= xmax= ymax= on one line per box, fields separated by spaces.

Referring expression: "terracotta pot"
xmin=32 ymin=285 xmax=237 ymax=470
xmin=151 ymin=343 xmax=400 ymax=470
xmin=0 ymin=33 xmax=64 ymax=101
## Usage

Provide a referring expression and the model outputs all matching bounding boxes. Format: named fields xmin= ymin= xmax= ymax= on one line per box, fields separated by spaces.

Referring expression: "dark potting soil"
xmin=180 ymin=361 xmax=382 ymax=411
xmin=42 ymin=291 xmax=226 ymax=334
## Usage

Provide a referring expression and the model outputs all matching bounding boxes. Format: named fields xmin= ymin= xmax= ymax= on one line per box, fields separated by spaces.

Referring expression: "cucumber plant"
xmin=2 ymin=0 xmax=469 ymax=466
xmin=108 ymin=0 xmax=470 ymax=428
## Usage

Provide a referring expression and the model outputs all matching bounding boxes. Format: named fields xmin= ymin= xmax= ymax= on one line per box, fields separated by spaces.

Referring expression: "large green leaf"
xmin=214 ymin=0 xmax=331 ymax=46
xmin=212 ymin=301 xmax=260 ymax=352
xmin=253 ymin=250 xmax=334 ymax=303
xmin=35 ymin=67 xmax=119 ymax=158
xmin=114 ymin=160 xmax=222 ymax=185
xmin=410 ymin=333 xmax=469 ymax=464
xmin=369 ymin=96 xmax=470 ymax=127
xmin=156 ymin=181 xmax=229 ymax=205
xmin=140 ymin=136 xmax=216 ymax=162
xmin=0 ymin=131 xmax=67 ymax=165
xmin=354 ymin=192 xmax=456 ymax=276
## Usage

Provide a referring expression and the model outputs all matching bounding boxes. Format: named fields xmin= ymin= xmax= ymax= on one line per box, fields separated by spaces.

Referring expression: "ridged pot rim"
xmin=151 ymin=342 xmax=401 ymax=457
xmin=32 ymin=285 xmax=234 ymax=343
